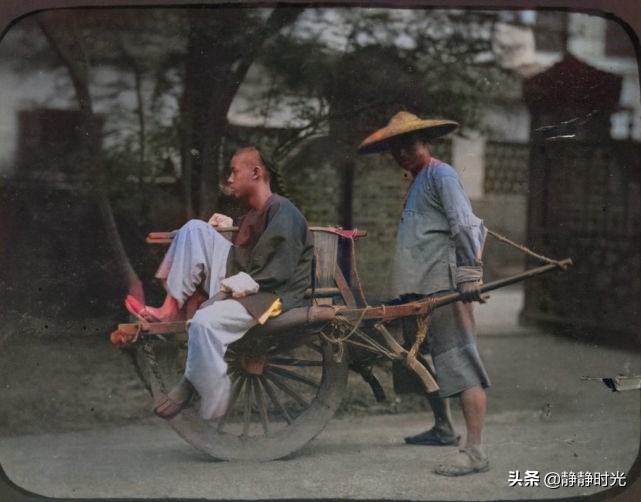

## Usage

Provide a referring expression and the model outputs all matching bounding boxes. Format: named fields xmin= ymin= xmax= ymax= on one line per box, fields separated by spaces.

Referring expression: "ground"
xmin=1 ymin=291 xmax=640 ymax=500
xmin=0 ymin=310 xmax=430 ymax=437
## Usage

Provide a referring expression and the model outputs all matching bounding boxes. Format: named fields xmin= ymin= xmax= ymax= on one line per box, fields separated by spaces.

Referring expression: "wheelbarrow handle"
xmin=431 ymin=258 xmax=574 ymax=310
xmin=336 ymin=258 xmax=573 ymax=322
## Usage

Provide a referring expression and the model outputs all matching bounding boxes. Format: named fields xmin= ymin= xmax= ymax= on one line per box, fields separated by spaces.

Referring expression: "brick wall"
xmin=284 ymin=138 xmax=454 ymax=303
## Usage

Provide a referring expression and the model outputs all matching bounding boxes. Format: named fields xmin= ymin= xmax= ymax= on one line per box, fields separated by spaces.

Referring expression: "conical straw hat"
xmin=358 ymin=111 xmax=458 ymax=154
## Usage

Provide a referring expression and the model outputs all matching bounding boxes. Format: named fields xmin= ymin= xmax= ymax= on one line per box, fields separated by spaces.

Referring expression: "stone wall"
xmin=349 ymin=155 xmax=406 ymax=302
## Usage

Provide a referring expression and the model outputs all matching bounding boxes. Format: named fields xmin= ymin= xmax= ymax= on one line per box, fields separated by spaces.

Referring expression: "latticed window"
xmin=483 ymin=142 xmax=530 ymax=195
xmin=525 ymin=140 xmax=641 ymax=336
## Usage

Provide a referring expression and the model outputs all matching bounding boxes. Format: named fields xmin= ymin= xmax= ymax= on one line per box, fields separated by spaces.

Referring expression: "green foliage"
xmin=4 ymin=6 xmax=510 ymax=223
xmin=260 ymin=8 xmax=506 ymax=137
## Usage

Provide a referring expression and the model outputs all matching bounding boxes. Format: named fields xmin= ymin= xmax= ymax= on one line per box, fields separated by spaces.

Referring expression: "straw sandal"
xmin=434 ymin=446 xmax=489 ymax=476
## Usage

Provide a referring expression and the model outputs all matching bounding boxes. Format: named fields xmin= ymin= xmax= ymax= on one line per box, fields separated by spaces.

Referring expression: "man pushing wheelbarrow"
xmin=358 ymin=111 xmax=491 ymax=476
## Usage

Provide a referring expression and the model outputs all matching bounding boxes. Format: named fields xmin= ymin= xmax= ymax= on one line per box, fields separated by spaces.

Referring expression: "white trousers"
xmin=186 ymin=299 xmax=257 ymax=420
xmin=155 ymin=220 xmax=232 ymax=307
xmin=154 ymin=220 xmax=256 ymax=419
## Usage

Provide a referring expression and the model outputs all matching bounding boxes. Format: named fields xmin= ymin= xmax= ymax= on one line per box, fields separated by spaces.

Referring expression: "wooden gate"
xmin=522 ymin=140 xmax=641 ymax=344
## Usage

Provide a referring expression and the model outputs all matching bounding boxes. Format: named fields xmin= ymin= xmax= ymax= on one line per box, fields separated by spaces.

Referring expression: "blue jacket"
xmin=389 ymin=158 xmax=485 ymax=297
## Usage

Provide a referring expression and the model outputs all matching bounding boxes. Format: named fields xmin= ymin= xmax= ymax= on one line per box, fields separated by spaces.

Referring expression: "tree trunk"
xmin=37 ymin=11 xmax=144 ymax=302
xmin=180 ymin=7 xmax=304 ymax=219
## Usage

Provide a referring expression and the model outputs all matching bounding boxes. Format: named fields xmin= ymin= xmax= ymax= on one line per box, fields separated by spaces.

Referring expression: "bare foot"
xmin=142 ymin=304 xmax=184 ymax=322
xmin=125 ymin=294 xmax=184 ymax=322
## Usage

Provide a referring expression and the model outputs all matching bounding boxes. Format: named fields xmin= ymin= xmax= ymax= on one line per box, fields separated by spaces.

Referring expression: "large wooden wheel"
xmin=134 ymin=322 xmax=349 ymax=461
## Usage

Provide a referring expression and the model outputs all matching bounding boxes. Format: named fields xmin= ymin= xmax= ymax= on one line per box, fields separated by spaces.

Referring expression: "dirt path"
xmin=1 ymin=311 xmax=639 ymax=500
xmin=0 ymin=407 xmax=638 ymax=500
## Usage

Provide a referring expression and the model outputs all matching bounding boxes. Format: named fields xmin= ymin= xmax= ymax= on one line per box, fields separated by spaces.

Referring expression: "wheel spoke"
xmin=258 ymin=376 xmax=294 ymax=425
xmin=242 ymin=377 xmax=253 ymax=437
xmin=268 ymin=357 xmax=323 ymax=367
xmin=252 ymin=377 xmax=270 ymax=434
xmin=266 ymin=365 xmax=320 ymax=388
xmin=305 ymin=341 xmax=324 ymax=354
xmin=263 ymin=370 xmax=310 ymax=408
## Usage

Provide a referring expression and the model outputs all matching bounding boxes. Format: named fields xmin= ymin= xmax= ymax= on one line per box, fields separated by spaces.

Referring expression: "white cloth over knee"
xmin=155 ymin=220 xmax=232 ymax=307
xmin=185 ymin=299 xmax=257 ymax=420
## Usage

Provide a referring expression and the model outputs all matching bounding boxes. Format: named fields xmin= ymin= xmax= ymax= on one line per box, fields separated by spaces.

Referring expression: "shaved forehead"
xmin=232 ymin=147 xmax=263 ymax=168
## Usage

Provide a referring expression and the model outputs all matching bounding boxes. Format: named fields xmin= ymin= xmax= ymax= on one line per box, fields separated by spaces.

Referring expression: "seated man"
xmin=125 ymin=146 xmax=313 ymax=420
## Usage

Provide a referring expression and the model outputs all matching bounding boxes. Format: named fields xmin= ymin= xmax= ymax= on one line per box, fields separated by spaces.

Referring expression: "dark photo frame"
xmin=1 ymin=1 xmax=640 ymax=501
